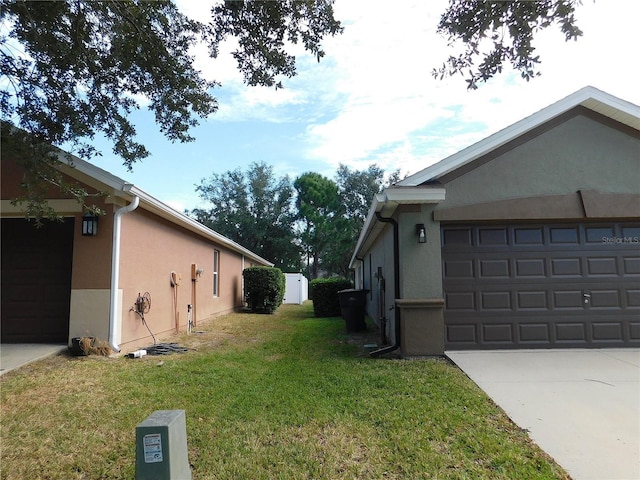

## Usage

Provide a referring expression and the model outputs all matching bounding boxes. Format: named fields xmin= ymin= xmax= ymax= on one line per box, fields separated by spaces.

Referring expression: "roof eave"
xmin=398 ymin=86 xmax=640 ymax=187
xmin=56 ymin=151 xmax=274 ymax=267
xmin=349 ymin=187 xmax=446 ymax=269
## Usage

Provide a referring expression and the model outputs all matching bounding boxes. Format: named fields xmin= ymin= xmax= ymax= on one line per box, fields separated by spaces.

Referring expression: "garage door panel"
xmin=514 ymin=227 xmax=544 ymax=245
xmin=445 ymin=291 xmax=475 ymax=310
xmin=446 ymin=324 xmax=477 ymax=344
xmin=550 ymin=226 xmax=580 ymax=244
xmin=551 ymin=258 xmax=582 ymax=276
xmin=443 ymin=222 xmax=639 ymax=349
xmin=482 ymin=323 xmax=514 ymax=343
xmin=623 ymin=257 xmax=640 ymax=275
xmin=589 ymin=290 xmax=621 ymax=309
xmin=587 ymin=257 xmax=619 ymax=276
xmin=630 ymin=323 xmax=640 ymax=340
xmin=516 ymin=291 xmax=548 ymax=310
xmin=481 ymin=291 xmax=512 ymax=310
xmin=626 ymin=290 xmax=640 ymax=308
xmin=516 ymin=258 xmax=546 ymax=277
xmin=1 ymin=218 xmax=74 ymax=343
xmin=479 ymin=259 xmax=510 ymax=278
xmin=555 ymin=323 xmax=587 ymax=343
xmin=479 ymin=227 xmax=508 ymax=246
xmin=592 ymin=322 xmax=623 ymax=341
xmin=585 ymin=226 xmax=615 ymax=243
xmin=519 ymin=323 xmax=551 ymax=343
xmin=444 ymin=259 xmax=474 ymax=278
xmin=553 ymin=290 xmax=584 ymax=309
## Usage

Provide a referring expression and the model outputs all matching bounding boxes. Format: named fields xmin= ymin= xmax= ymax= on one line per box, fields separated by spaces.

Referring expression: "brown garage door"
xmin=1 ymin=218 xmax=74 ymax=343
xmin=442 ymin=223 xmax=640 ymax=350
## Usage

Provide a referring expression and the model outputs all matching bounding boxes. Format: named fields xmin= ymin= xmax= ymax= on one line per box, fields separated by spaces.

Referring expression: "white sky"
xmin=89 ymin=0 xmax=640 ymax=212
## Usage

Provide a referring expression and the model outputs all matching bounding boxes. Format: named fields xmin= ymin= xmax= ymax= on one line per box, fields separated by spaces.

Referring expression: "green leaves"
xmin=191 ymin=161 xmax=302 ymax=272
xmin=433 ymin=0 xmax=583 ymax=89
xmin=211 ymin=0 xmax=343 ymax=88
xmin=1 ymin=0 xmax=342 ymax=219
xmin=2 ymin=0 xmax=217 ymax=167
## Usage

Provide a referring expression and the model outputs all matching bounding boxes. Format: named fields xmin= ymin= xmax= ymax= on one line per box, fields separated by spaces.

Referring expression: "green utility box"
xmin=135 ymin=410 xmax=191 ymax=480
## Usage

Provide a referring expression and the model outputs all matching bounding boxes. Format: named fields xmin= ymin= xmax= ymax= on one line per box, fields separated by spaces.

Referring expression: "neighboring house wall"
xmin=2 ymin=153 xmax=272 ymax=352
xmin=360 ymin=222 xmax=397 ymax=343
xmin=351 ymin=89 xmax=640 ymax=355
xmin=116 ymin=208 xmax=246 ymax=350
xmin=435 ymin=110 xmax=639 ymax=210
xmin=68 ymin=198 xmax=116 ymax=344
xmin=396 ymin=111 xmax=640 ymax=342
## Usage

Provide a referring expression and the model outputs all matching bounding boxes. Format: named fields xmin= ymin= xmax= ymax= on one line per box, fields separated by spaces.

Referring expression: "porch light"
xmin=416 ymin=224 xmax=426 ymax=243
xmin=82 ymin=212 xmax=99 ymax=236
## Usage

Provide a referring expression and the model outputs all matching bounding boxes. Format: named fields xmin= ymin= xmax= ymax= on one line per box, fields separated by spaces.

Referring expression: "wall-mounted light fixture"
xmin=82 ymin=212 xmax=99 ymax=236
xmin=416 ymin=224 xmax=426 ymax=243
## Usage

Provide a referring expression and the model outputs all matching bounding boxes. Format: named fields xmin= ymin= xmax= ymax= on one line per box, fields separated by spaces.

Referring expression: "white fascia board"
xmin=54 ymin=152 xmax=273 ymax=266
xmin=56 ymin=150 xmax=131 ymax=196
xmin=381 ymin=187 xmax=446 ymax=203
xmin=399 ymin=86 xmax=640 ymax=187
xmin=348 ymin=187 xmax=446 ymax=268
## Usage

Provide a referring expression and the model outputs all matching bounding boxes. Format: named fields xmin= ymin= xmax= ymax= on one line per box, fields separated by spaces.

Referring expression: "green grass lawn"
xmin=1 ymin=302 xmax=569 ymax=479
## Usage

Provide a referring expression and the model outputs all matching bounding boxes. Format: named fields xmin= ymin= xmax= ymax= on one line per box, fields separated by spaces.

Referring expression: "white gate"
xmin=283 ymin=273 xmax=309 ymax=304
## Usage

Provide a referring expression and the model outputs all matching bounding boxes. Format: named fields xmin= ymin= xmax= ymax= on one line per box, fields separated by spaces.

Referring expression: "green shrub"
xmin=310 ymin=277 xmax=352 ymax=317
xmin=243 ymin=266 xmax=286 ymax=314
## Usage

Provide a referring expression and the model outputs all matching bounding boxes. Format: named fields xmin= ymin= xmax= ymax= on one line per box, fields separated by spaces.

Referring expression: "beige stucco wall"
xmin=116 ymin=209 xmax=247 ymax=351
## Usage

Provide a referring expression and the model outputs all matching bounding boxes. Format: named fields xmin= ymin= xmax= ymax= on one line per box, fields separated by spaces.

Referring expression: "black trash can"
xmin=337 ymin=289 xmax=369 ymax=333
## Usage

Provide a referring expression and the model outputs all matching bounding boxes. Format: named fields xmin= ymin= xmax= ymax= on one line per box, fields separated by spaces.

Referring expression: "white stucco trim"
xmin=398 ymin=86 xmax=640 ymax=187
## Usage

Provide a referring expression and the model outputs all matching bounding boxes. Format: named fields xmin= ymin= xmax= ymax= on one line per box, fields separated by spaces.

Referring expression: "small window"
xmin=213 ymin=250 xmax=220 ymax=297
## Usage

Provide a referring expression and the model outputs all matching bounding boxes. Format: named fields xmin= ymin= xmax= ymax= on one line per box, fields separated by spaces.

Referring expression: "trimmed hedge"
xmin=310 ymin=277 xmax=352 ymax=317
xmin=243 ymin=266 xmax=285 ymax=314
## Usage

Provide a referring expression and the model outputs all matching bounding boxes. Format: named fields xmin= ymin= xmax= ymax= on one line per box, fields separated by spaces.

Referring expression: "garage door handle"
xmin=583 ymin=292 xmax=591 ymax=304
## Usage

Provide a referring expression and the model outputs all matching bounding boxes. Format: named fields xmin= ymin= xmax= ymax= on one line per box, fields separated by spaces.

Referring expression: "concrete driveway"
xmin=0 ymin=344 xmax=67 ymax=376
xmin=446 ymin=349 xmax=640 ymax=480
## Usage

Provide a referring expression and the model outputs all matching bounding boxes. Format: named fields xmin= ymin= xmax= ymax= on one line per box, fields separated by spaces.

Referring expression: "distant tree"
xmin=336 ymin=164 xmax=403 ymax=226
xmin=1 ymin=0 xmax=342 ymax=219
xmin=434 ymin=0 xmax=583 ymax=89
xmin=190 ymin=162 xmax=302 ymax=272
xmin=325 ymin=164 xmax=401 ymax=278
xmin=294 ymin=172 xmax=344 ymax=279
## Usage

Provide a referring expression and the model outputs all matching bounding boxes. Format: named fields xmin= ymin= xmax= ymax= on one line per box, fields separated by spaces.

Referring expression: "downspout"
xmin=109 ymin=195 xmax=140 ymax=352
xmin=370 ymin=212 xmax=401 ymax=357
xmin=355 ymin=256 xmax=365 ymax=289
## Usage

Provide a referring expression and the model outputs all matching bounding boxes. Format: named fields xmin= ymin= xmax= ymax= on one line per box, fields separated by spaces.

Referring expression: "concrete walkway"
xmin=446 ymin=349 xmax=640 ymax=480
xmin=0 ymin=344 xmax=67 ymax=376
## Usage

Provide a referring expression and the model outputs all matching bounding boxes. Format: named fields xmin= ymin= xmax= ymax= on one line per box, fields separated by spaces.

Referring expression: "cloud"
xmin=298 ymin=0 xmax=640 ymax=178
